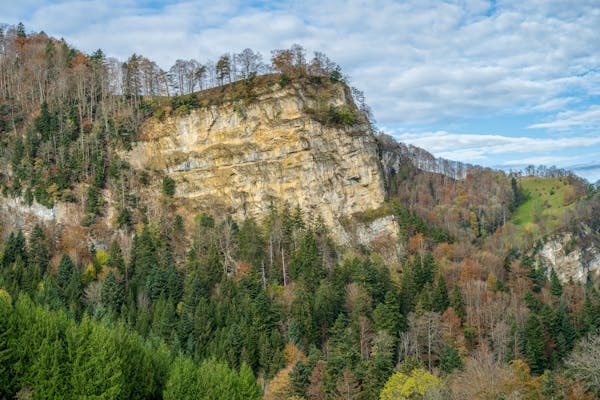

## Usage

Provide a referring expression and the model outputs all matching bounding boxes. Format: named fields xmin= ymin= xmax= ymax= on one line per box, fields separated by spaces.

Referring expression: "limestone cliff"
xmin=126 ymin=80 xmax=385 ymax=242
xmin=538 ymin=232 xmax=600 ymax=284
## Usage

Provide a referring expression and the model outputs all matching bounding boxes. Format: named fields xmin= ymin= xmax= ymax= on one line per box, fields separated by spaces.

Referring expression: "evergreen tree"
xmin=550 ymin=305 xmax=576 ymax=361
xmin=85 ymin=185 xmax=101 ymax=215
xmin=30 ymin=338 xmax=69 ymax=399
xmin=415 ymin=283 xmax=433 ymax=312
xmin=362 ymin=348 xmax=394 ymax=399
xmin=69 ymin=317 xmax=124 ymax=398
xmin=0 ymin=292 xmax=15 ymax=396
xmin=2 ymin=230 xmax=27 ymax=268
xmin=432 ymin=274 xmax=449 ymax=313
xmin=64 ymin=267 xmax=82 ymax=313
xmin=163 ymin=355 xmax=200 ymax=400
xmin=291 ymin=283 xmax=318 ymax=346
xmin=108 ymin=240 xmax=126 ymax=276
xmin=236 ymin=217 xmax=265 ymax=268
xmin=16 ymin=22 xmax=26 ymax=38
xmin=439 ymin=343 xmax=462 ymax=374
xmin=510 ymin=176 xmax=525 ymax=211
xmin=162 ymin=176 xmax=176 ymax=196
xmin=373 ymin=291 xmax=403 ymax=336
xmin=28 ymin=224 xmax=49 ymax=277
xmin=237 ymin=362 xmax=261 ymax=399
xmin=549 ymin=269 xmax=563 ymax=297
xmin=35 ymin=101 xmax=58 ymax=141
xmin=313 ymin=280 xmax=343 ymax=338
xmin=56 ymin=254 xmax=76 ymax=290
xmin=289 ymin=360 xmax=311 ymax=397
xmin=523 ymin=314 xmax=548 ymax=375
xmin=399 ymin=259 xmax=419 ymax=314
xmin=290 ymin=230 xmax=323 ymax=290
xmin=102 ymin=271 xmax=124 ymax=312
xmin=450 ymin=284 xmax=466 ymax=322
xmin=287 ymin=319 xmax=302 ymax=346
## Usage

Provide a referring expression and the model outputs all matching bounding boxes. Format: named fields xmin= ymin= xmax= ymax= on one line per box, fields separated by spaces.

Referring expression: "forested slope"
xmin=1 ymin=23 xmax=600 ymax=400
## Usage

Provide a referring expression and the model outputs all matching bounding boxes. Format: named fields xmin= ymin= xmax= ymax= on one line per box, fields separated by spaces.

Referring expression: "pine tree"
xmin=313 ymin=280 xmax=343 ymax=337
xmin=373 ymin=291 xmax=403 ymax=336
xmin=163 ymin=355 xmax=200 ymax=400
xmin=236 ymin=217 xmax=265 ymax=268
xmin=289 ymin=360 xmax=311 ymax=397
xmin=16 ymin=22 xmax=26 ymax=38
xmin=0 ymin=292 xmax=15 ymax=396
xmin=399 ymin=258 xmax=419 ymax=314
xmin=550 ymin=305 xmax=576 ymax=361
xmin=290 ymin=283 xmax=317 ymax=346
xmin=415 ymin=283 xmax=433 ymax=312
xmin=432 ymin=274 xmax=449 ymax=313
xmin=290 ymin=230 xmax=323 ymax=290
xmin=102 ymin=271 xmax=124 ymax=312
xmin=64 ymin=267 xmax=82 ymax=313
xmin=70 ymin=319 xmax=124 ymax=398
xmin=439 ymin=343 xmax=462 ymax=374
xmin=450 ymin=284 xmax=466 ymax=322
xmin=549 ymin=269 xmax=563 ymax=297
xmin=362 ymin=350 xmax=394 ymax=399
xmin=108 ymin=240 xmax=126 ymax=276
xmin=237 ymin=362 xmax=261 ymax=400
xmin=30 ymin=338 xmax=69 ymax=399
xmin=524 ymin=314 xmax=548 ymax=375
xmin=162 ymin=176 xmax=176 ymax=196
xmin=2 ymin=230 xmax=27 ymax=268
xmin=28 ymin=224 xmax=49 ymax=277
xmin=56 ymin=254 xmax=75 ymax=289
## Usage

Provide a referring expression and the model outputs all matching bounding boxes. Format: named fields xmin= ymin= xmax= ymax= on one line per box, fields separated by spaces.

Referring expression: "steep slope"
xmin=126 ymin=80 xmax=385 ymax=241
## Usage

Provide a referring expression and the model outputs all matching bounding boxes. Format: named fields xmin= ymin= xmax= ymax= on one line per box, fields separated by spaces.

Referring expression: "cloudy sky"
xmin=4 ymin=0 xmax=600 ymax=182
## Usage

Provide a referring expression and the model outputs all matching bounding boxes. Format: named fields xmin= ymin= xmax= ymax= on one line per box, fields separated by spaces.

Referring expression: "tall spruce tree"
xmin=432 ymin=274 xmax=449 ymax=313
xmin=524 ymin=314 xmax=548 ymax=375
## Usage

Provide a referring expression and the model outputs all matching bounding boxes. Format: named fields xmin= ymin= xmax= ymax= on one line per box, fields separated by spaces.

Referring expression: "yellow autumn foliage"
xmin=0 ymin=288 xmax=12 ymax=304
xmin=380 ymin=368 xmax=440 ymax=400
xmin=82 ymin=263 xmax=97 ymax=284
xmin=283 ymin=342 xmax=307 ymax=365
xmin=264 ymin=364 xmax=293 ymax=400
xmin=94 ymin=249 xmax=109 ymax=267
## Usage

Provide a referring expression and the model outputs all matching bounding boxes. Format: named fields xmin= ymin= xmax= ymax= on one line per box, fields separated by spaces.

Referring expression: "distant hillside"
xmin=510 ymin=176 xmax=580 ymax=230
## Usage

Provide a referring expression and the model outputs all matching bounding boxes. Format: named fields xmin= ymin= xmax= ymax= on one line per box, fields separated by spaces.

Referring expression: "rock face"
xmin=126 ymin=81 xmax=385 ymax=241
xmin=354 ymin=215 xmax=403 ymax=264
xmin=538 ymin=232 xmax=600 ymax=284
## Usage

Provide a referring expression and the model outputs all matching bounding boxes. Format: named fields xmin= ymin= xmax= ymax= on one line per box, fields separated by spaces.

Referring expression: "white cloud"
xmin=501 ymin=155 xmax=581 ymax=167
xmin=394 ymin=131 xmax=600 ymax=168
xmin=528 ymin=105 xmax=600 ymax=130
xmin=396 ymin=131 xmax=600 ymax=154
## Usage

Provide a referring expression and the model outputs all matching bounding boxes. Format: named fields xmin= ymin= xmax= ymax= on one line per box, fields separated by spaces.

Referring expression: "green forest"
xmin=1 ymin=23 xmax=600 ymax=400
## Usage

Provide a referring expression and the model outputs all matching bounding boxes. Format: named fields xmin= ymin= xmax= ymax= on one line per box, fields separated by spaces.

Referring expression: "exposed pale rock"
xmin=0 ymin=197 xmax=79 ymax=233
xmin=354 ymin=215 xmax=403 ymax=264
xmin=126 ymin=81 xmax=386 ymax=242
xmin=355 ymin=215 xmax=400 ymax=246
xmin=538 ymin=232 xmax=600 ymax=284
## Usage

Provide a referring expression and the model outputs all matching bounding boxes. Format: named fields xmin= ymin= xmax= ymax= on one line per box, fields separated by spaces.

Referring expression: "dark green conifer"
xmin=524 ymin=314 xmax=548 ymax=375
xmin=549 ymin=269 xmax=563 ymax=297
xmin=432 ymin=273 xmax=450 ymax=313
xmin=450 ymin=284 xmax=465 ymax=322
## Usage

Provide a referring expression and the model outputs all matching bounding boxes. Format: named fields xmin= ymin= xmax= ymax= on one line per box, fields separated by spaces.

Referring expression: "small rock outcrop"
xmin=538 ymin=232 xmax=600 ymax=284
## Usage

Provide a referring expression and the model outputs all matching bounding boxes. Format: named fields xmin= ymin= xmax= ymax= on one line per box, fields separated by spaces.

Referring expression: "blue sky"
xmin=4 ymin=0 xmax=600 ymax=182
